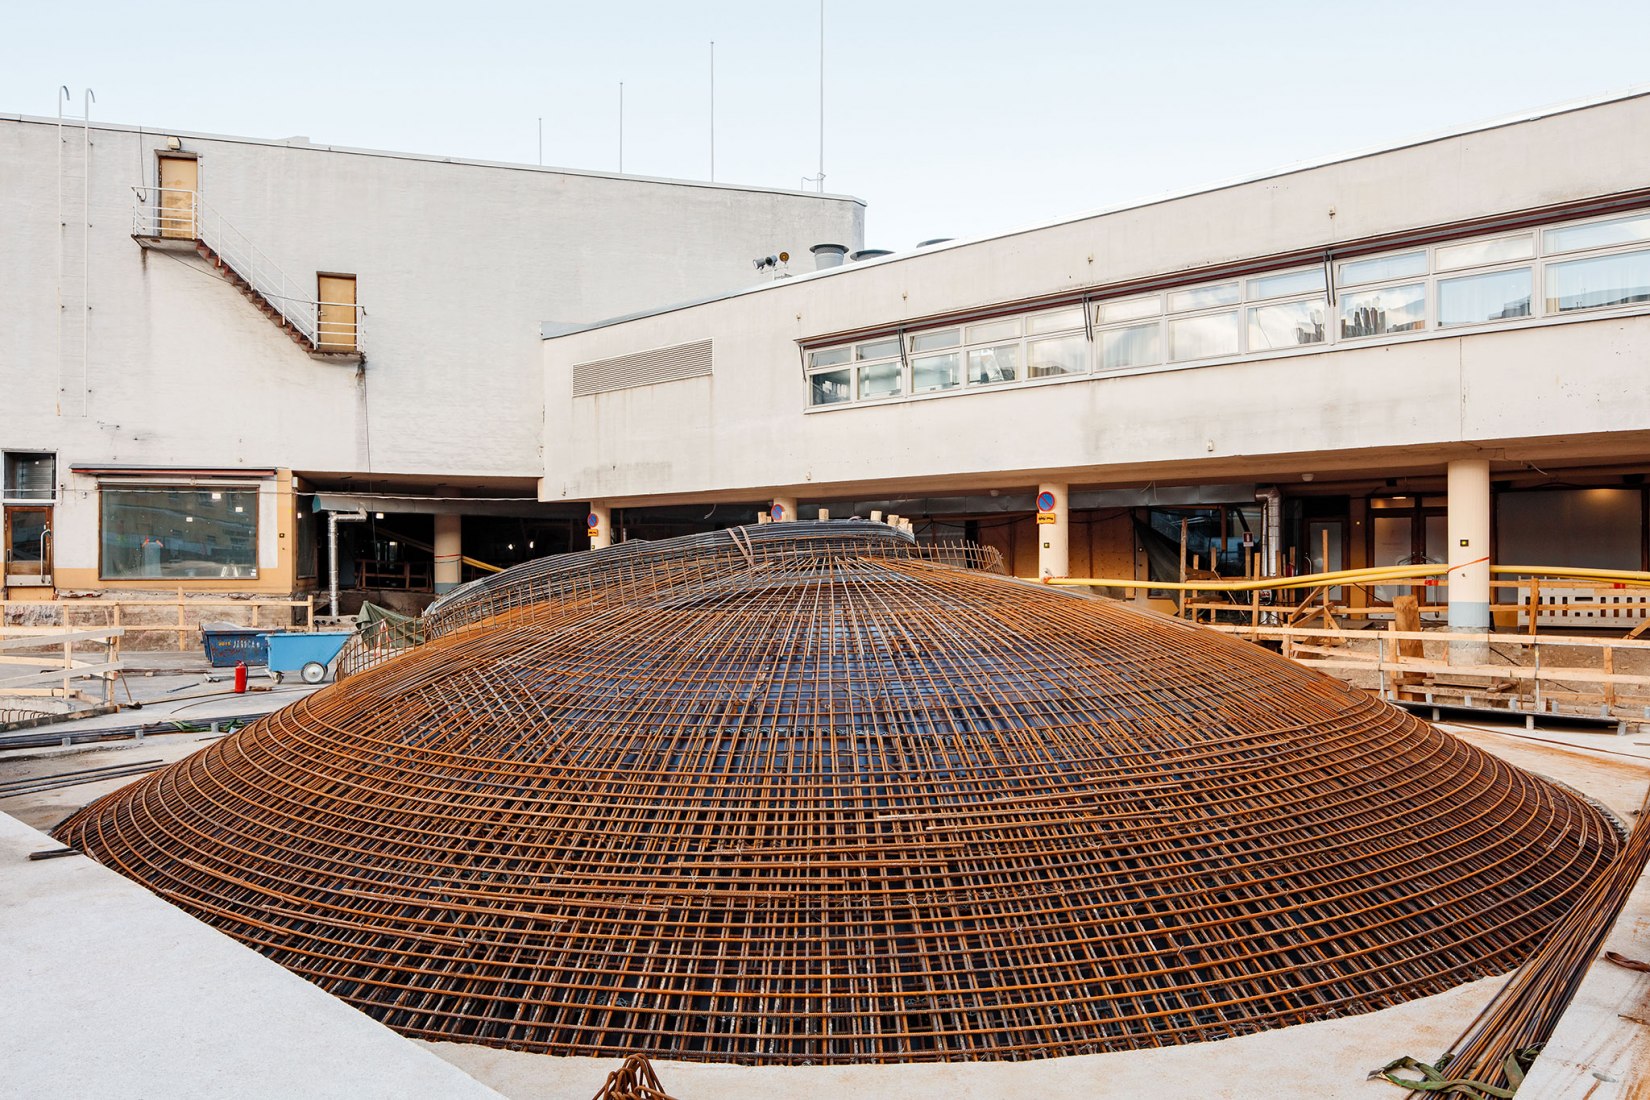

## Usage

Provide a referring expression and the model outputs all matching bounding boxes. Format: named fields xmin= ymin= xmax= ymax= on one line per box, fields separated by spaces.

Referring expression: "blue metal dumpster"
xmin=261 ymin=631 xmax=354 ymax=684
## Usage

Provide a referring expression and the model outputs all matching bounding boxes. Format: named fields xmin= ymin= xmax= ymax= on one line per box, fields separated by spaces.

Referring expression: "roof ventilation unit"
xmin=809 ymin=243 xmax=848 ymax=270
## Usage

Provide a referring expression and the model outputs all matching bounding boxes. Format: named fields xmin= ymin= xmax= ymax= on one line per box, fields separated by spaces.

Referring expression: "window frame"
xmin=96 ymin=479 xmax=263 ymax=582
xmin=799 ymin=205 xmax=1650 ymax=411
xmin=2 ymin=452 xmax=58 ymax=505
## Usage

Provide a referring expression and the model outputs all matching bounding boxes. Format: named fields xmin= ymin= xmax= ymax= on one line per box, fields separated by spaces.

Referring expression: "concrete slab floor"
xmin=1 ymin=653 xmax=326 ymax=832
xmin=0 ymin=810 xmax=504 ymax=1100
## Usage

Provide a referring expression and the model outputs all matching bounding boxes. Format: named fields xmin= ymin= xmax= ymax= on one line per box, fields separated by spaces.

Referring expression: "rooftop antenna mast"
xmin=818 ymin=0 xmax=825 ymax=192
xmin=801 ymin=1 xmax=826 ymax=192
xmin=709 ymin=41 xmax=715 ymax=182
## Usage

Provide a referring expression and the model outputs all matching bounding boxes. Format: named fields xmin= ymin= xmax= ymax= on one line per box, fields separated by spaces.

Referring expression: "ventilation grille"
xmin=571 ymin=339 xmax=712 ymax=397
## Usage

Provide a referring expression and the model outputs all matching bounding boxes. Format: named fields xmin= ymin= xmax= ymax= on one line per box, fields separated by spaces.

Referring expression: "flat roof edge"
xmin=541 ymin=82 xmax=1650 ymax=341
xmin=0 ymin=112 xmax=865 ymax=205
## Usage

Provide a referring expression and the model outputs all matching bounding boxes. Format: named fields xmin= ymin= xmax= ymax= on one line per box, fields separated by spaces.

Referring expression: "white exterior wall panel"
xmin=0 ymin=115 xmax=863 ymax=582
xmin=543 ymin=93 xmax=1650 ymax=504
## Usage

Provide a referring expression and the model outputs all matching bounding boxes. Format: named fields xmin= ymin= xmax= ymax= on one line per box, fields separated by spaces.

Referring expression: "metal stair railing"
xmin=131 ymin=186 xmax=363 ymax=354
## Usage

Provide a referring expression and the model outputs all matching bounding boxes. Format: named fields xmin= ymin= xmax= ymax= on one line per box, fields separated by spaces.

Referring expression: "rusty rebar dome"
xmin=58 ymin=524 xmax=1621 ymax=1064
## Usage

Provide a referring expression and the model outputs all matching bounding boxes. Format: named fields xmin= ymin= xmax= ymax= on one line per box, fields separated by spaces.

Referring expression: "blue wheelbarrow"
xmin=261 ymin=630 xmax=354 ymax=684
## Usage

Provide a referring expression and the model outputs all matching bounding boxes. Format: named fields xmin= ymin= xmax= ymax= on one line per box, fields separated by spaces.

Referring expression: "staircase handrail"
xmin=130 ymin=186 xmax=362 ymax=353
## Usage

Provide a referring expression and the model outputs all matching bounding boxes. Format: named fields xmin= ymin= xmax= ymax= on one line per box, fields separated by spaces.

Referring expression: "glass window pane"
xmin=1026 ymin=307 xmax=1084 ymax=335
xmin=1168 ymin=312 xmax=1240 ymax=361
xmin=808 ymin=346 xmax=850 ymax=368
xmin=101 ymin=487 xmax=259 ymax=580
xmin=967 ymin=344 xmax=1019 ymax=385
xmin=1338 ymin=251 xmax=1427 ymax=287
xmin=4 ymin=453 xmax=56 ymax=501
xmin=1339 ymin=283 xmax=1426 ymax=338
xmin=911 ymin=352 xmax=961 ymax=393
xmin=857 ymin=361 xmax=903 ymax=398
xmin=1438 ymin=268 xmax=1532 ymax=327
xmin=965 ymin=318 xmax=1020 ymax=344
xmin=1246 ymin=269 xmax=1324 ymax=300
xmin=1100 ymin=323 xmax=1161 ymax=371
xmin=856 ymin=338 xmax=900 ymax=361
xmin=910 ymin=329 xmax=959 ymax=353
xmin=809 ymin=369 xmax=851 ymax=406
xmin=6 ymin=507 xmax=50 ymax=571
xmin=1247 ymin=300 xmax=1327 ymax=350
xmin=1026 ymin=333 xmax=1087 ymax=377
xmin=1434 ymin=234 xmax=1533 ymax=272
xmin=296 ymin=505 xmax=317 ymax=578
xmin=1545 ymin=250 xmax=1650 ymax=314
xmin=1097 ymin=295 xmax=1160 ymax=324
xmin=1167 ymin=282 xmax=1239 ymax=313
xmin=1545 ymin=213 xmax=1650 ymax=255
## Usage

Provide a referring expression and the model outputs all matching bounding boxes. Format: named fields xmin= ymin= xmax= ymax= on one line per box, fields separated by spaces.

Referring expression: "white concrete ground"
xmin=2 ymin=702 xmax=1646 ymax=1099
xmin=0 ymin=808 xmax=502 ymax=1100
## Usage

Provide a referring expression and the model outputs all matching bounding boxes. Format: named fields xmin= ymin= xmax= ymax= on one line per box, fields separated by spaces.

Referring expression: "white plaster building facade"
xmin=542 ymin=90 xmax=1650 ymax=629
xmin=0 ymin=113 xmax=863 ymax=604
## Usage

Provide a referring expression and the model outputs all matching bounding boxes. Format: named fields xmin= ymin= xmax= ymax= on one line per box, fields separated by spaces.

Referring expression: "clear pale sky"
xmin=6 ymin=0 xmax=1649 ymax=248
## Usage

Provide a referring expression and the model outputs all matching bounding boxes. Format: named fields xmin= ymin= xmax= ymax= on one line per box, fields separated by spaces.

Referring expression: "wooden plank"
xmin=0 ymin=660 xmax=124 ymax=691
xmin=1283 ymin=656 xmax=1650 ymax=688
xmin=0 ymin=628 xmax=124 ymax=650
xmin=1204 ymin=623 xmax=1650 ymax=650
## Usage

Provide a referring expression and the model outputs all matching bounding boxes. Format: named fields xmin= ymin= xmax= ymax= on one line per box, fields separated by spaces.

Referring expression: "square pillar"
xmin=1447 ymin=459 xmax=1491 ymax=631
xmin=1037 ymin=483 xmax=1068 ymax=580
xmin=587 ymin=503 xmax=612 ymax=550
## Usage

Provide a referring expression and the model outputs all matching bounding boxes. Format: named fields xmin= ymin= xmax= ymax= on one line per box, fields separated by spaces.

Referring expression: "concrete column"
xmin=1448 ymin=458 xmax=1492 ymax=635
xmin=433 ymin=514 xmax=462 ymax=594
xmin=1037 ymin=482 xmax=1068 ymax=581
xmin=587 ymin=503 xmax=612 ymax=550
xmin=771 ymin=496 xmax=798 ymax=522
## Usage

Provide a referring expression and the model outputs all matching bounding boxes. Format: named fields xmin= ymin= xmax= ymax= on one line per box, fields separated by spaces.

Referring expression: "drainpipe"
xmin=1255 ymin=488 xmax=1283 ymax=578
xmin=327 ymin=509 xmax=367 ymax=617
xmin=1255 ymin=487 xmax=1285 ymax=627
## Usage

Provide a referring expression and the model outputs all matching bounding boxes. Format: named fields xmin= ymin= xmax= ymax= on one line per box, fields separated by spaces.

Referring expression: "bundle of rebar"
xmin=57 ymin=525 xmax=1621 ymax=1065
xmin=1386 ymin=784 xmax=1650 ymax=1097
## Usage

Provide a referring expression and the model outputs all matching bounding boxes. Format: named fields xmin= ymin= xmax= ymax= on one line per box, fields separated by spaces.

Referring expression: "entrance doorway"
xmin=157 ymin=154 xmax=199 ymax=239
xmin=3 ymin=506 xmax=52 ymax=587
xmin=1368 ymin=496 xmax=1447 ymax=606
xmin=317 ymin=273 xmax=358 ymax=352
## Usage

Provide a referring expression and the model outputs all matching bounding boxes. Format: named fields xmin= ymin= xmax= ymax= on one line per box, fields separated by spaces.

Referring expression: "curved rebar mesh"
xmin=422 ymin=521 xmax=1001 ymax=639
xmin=58 ymin=528 xmax=1620 ymax=1065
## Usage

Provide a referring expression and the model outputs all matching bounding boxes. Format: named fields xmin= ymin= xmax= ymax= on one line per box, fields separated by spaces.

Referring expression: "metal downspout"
xmin=327 ymin=509 xmax=367 ymax=617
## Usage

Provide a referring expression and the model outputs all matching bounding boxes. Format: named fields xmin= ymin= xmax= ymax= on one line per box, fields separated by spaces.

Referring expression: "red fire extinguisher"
xmin=233 ymin=660 xmax=248 ymax=694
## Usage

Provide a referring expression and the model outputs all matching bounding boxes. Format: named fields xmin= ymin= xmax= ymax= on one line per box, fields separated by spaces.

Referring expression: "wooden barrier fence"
xmin=0 ymin=627 xmax=124 ymax=704
xmin=0 ymin=592 xmax=315 ymax=653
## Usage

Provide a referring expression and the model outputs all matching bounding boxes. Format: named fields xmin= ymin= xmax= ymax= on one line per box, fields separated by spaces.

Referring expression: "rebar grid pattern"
xmin=59 ymin=530 xmax=1620 ymax=1065
xmin=421 ymin=521 xmax=1000 ymax=641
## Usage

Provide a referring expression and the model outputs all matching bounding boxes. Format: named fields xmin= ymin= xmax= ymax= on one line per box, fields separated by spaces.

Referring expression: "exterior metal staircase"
xmin=191 ymin=239 xmax=318 ymax=353
xmin=130 ymin=187 xmax=363 ymax=364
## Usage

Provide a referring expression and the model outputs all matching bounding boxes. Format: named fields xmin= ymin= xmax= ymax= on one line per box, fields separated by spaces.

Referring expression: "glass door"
xmin=1368 ymin=496 xmax=1448 ymax=607
xmin=3 ymin=506 xmax=52 ymax=585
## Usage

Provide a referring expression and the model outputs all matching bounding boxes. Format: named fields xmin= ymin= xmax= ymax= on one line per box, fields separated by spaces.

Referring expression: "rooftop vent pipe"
xmin=916 ymin=238 xmax=953 ymax=248
xmin=810 ymin=243 xmax=848 ymax=270
xmin=849 ymin=248 xmax=892 ymax=262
